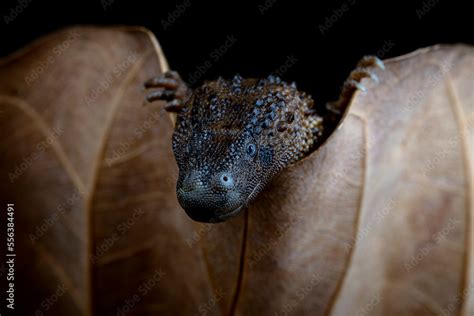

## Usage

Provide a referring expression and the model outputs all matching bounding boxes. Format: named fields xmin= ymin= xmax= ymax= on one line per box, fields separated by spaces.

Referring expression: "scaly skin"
xmin=144 ymin=56 xmax=383 ymax=223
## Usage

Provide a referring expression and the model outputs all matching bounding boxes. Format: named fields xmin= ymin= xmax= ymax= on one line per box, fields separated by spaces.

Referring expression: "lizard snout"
xmin=177 ymin=171 xmax=244 ymax=223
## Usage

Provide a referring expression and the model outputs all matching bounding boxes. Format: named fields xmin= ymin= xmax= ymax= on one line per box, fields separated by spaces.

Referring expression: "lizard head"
xmin=172 ymin=75 xmax=321 ymax=223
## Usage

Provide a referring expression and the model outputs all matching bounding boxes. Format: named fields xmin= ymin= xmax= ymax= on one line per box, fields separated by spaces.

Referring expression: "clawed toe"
xmin=356 ymin=55 xmax=385 ymax=70
xmin=344 ymin=56 xmax=385 ymax=93
xmin=325 ymin=55 xmax=385 ymax=116
xmin=143 ymin=70 xmax=190 ymax=113
xmin=146 ymin=88 xmax=177 ymax=102
xmin=144 ymin=77 xmax=179 ymax=89
xmin=164 ymin=99 xmax=184 ymax=112
xmin=346 ymin=79 xmax=367 ymax=93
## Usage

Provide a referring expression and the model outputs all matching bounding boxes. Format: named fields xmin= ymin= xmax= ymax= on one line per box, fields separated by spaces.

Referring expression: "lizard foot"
xmin=327 ymin=55 xmax=384 ymax=115
xmin=144 ymin=70 xmax=190 ymax=113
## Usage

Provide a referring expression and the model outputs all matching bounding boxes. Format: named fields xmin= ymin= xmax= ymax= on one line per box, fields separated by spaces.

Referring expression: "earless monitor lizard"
xmin=144 ymin=56 xmax=384 ymax=223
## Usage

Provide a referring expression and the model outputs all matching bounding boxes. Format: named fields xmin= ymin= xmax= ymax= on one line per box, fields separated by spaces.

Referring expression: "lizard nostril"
xmin=219 ymin=173 xmax=234 ymax=189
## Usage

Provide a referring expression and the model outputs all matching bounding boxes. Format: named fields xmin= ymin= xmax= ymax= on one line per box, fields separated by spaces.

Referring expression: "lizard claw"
xmin=370 ymin=73 xmax=379 ymax=83
xmin=146 ymin=88 xmax=177 ymax=102
xmin=144 ymin=77 xmax=180 ymax=90
xmin=356 ymin=55 xmax=385 ymax=70
xmin=143 ymin=70 xmax=190 ymax=113
xmin=326 ymin=55 xmax=385 ymax=116
xmin=164 ymin=99 xmax=184 ymax=112
xmin=347 ymin=79 xmax=367 ymax=93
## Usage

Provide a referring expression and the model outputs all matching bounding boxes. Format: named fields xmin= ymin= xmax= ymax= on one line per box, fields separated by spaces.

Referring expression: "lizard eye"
xmin=246 ymin=143 xmax=257 ymax=158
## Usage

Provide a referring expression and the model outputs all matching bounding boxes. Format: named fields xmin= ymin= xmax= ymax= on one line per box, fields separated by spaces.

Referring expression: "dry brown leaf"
xmin=0 ymin=26 xmax=472 ymax=316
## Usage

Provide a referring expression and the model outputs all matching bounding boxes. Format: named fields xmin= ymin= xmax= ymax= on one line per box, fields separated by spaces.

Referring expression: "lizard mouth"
xmin=209 ymin=204 xmax=246 ymax=223
xmin=207 ymin=182 xmax=263 ymax=223
xmin=178 ymin=189 xmax=246 ymax=223
xmin=183 ymin=203 xmax=244 ymax=223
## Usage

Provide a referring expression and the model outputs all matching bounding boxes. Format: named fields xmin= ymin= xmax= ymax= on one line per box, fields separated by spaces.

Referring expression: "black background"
xmin=0 ymin=0 xmax=472 ymax=102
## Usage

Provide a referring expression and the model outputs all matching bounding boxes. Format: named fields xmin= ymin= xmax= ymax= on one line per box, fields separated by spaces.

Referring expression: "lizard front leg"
xmin=144 ymin=70 xmax=191 ymax=113
xmin=327 ymin=55 xmax=385 ymax=116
